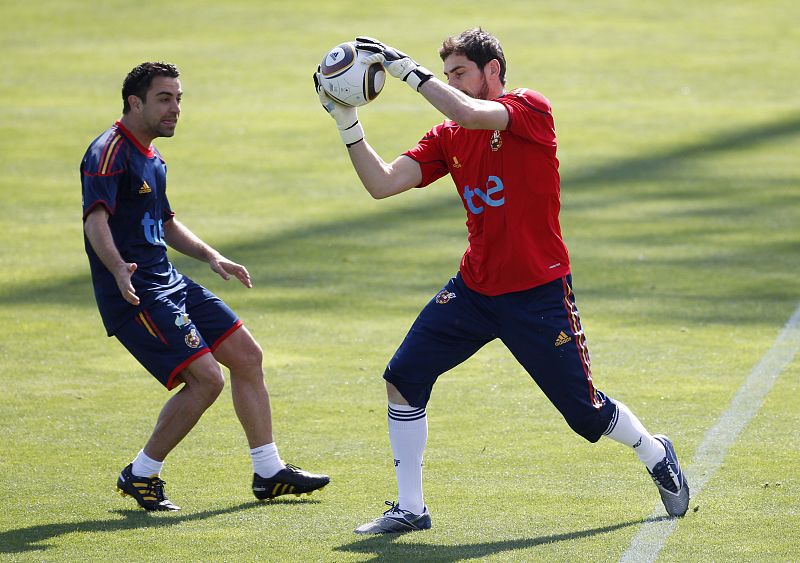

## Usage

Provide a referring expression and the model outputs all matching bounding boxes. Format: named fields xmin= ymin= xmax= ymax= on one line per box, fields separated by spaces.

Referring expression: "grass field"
xmin=1 ymin=0 xmax=799 ymax=560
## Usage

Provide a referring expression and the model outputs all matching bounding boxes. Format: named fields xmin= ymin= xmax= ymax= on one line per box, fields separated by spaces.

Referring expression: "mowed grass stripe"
xmin=620 ymin=303 xmax=800 ymax=562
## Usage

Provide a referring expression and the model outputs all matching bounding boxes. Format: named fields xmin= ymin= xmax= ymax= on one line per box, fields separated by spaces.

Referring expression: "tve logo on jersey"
xmin=141 ymin=212 xmax=166 ymax=246
xmin=462 ymin=175 xmax=505 ymax=214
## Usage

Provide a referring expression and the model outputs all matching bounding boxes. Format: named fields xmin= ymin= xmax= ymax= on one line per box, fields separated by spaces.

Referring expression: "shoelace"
xmin=382 ymin=500 xmax=410 ymax=516
xmin=284 ymin=464 xmax=301 ymax=473
xmin=650 ymin=460 xmax=679 ymax=493
xmin=147 ymin=477 xmax=168 ymax=501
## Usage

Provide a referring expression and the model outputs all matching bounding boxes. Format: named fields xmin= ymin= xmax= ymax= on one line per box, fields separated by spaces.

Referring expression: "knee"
xmin=235 ymin=342 xmax=263 ymax=376
xmin=243 ymin=340 xmax=264 ymax=369
xmin=563 ymin=403 xmax=616 ymax=443
xmin=386 ymin=382 xmax=409 ymax=405
xmin=223 ymin=338 xmax=264 ymax=374
xmin=383 ymin=367 xmax=431 ymax=408
xmin=566 ymin=417 xmax=605 ymax=443
xmin=200 ymin=369 xmax=225 ymax=402
xmin=183 ymin=363 xmax=225 ymax=404
xmin=207 ymin=370 xmax=226 ymax=398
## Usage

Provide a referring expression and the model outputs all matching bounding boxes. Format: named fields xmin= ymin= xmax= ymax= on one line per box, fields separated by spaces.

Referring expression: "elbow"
xmin=83 ymin=212 xmax=103 ymax=236
xmin=449 ymin=98 xmax=501 ymax=130
xmin=448 ymin=104 xmax=482 ymax=129
xmin=361 ymin=165 xmax=410 ymax=199
xmin=453 ymin=114 xmax=484 ymax=130
xmin=365 ymin=183 xmax=398 ymax=200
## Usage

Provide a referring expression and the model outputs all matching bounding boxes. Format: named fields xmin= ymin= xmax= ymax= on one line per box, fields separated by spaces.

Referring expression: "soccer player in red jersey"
xmin=315 ymin=29 xmax=689 ymax=533
xmin=82 ymin=62 xmax=328 ymax=511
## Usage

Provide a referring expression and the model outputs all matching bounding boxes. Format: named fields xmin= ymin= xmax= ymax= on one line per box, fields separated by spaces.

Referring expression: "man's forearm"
xmin=84 ymin=208 xmax=140 ymax=305
xmin=163 ymin=219 xmax=220 ymax=263
xmin=419 ymin=78 xmax=509 ymax=131
xmin=347 ymin=142 xmax=419 ymax=200
xmin=84 ymin=210 xmax=128 ymax=273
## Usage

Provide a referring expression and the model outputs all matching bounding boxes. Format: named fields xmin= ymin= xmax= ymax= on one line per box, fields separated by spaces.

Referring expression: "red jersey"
xmin=403 ymin=88 xmax=571 ymax=295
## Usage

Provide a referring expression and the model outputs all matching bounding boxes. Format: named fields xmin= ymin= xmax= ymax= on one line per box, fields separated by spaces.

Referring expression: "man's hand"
xmin=209 ymin=255 xmax=252 ymax=288
xmin=114 ymin=262 xmax=140 ymax=305
xmin=313 ymin=67 xmax=364 ymax=146
xmin=355 ymin=37 xmax=433 ymax=92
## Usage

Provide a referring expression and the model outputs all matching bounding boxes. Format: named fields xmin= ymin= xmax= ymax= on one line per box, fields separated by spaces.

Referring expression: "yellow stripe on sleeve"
xmin=100 ymin=134 xmax=122 ymax=174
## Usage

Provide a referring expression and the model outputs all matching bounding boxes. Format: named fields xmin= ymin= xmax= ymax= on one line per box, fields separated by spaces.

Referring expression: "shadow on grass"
xmin=334 ymin=516 xmax=670 ymax=562
xmin=565 ymin=111 xmax=800 ymax=194
xmin=4 ymin=112 xmax=799 ymax=312
xmin=0 ymin=500 xmax=315 ymax=554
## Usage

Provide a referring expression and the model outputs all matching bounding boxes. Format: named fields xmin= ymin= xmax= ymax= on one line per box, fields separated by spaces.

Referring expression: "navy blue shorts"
xmin=383 ymin=273 xmax=616 ymax=442
xmin=114 ymin=277 xmax=242 ymax=390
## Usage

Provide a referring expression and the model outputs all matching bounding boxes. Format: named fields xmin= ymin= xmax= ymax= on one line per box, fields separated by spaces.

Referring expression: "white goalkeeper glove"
xmin=313 ymin=67 xmax=364 ymax=146
xmin=354 ymin=37 xmax=434 ymax=92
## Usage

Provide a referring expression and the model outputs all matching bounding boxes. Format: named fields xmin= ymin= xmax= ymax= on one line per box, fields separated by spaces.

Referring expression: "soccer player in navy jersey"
xmin=315 ymin=30 xmax=689 ymax=533
xmin=82 ymin=62 xmax=328 ymax=511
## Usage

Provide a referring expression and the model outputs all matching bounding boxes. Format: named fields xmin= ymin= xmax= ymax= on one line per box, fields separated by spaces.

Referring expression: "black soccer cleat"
xmin=252 ymin=464 xmax=330 ymax=500
xmin=116 ymin=463 xmax=181 ymax=511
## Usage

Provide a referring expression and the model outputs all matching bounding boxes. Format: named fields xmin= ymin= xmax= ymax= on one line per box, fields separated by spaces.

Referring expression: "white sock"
xmin=388 ymin=402 xmax=427 ymax=515
xmin=132 ymin=449 xmax=163 ymax=477
xmin=251 ymin=442 xmax=285 ymax=478
xmin=604 ymin=400 xmax=666 ymax=470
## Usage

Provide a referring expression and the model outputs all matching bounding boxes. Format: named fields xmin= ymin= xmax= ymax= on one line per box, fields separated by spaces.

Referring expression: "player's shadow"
xmin=0 ymin=500 xmax=314 ymax=554
xmin=334 ymin=516 xmax=670 ymax=562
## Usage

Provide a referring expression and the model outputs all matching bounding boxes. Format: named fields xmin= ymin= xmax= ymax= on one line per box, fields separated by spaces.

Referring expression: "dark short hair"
xmin=439 ymin=28 xmax=506 ymax=85
xmin=121 ymin=62 xmax=180 ymax=114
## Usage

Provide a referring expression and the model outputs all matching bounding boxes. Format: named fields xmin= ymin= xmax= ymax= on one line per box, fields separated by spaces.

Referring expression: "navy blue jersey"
xmin=81 ymin=121 xmax=185 ymax=335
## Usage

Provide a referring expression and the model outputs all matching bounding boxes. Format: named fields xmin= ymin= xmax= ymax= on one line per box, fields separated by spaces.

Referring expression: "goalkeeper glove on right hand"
xmin=314 ymin=67 xmax=364 ymax=146
xmin=354 ymin=37 xmax=434 ymax=92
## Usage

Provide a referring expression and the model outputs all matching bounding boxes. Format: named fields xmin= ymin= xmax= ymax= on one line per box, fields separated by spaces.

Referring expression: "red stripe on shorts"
xmin=210 ymin=319 xmax=243 ymax=352
xmin=167 ymin=348 xmax=212 ymax=390
xmin=561 ymin=277 xmax=602 ymax=409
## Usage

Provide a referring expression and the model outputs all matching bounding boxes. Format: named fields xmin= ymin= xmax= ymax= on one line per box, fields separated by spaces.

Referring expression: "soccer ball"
xmin=318 ymin=42 xmax=385 ymax=107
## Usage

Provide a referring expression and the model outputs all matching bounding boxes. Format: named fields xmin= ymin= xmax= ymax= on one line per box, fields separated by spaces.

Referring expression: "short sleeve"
xmin=162 ymin=192 xmax=175 ymax=223
xmin=81 ymin=137 xmax=126 ymax=219
xmin=497 ymin=88 xmax=557 ymax=147
xmin=402 ymin=124 xmax=450 ymax=188
xmin=154 ymin=152 xmax=174 ymax=223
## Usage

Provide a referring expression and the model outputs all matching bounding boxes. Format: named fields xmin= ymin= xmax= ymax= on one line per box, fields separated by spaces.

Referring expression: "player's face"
xmin=443 ymin=54 xmax=490 ymax=100
xmin=141 ymin=76 xmax=182 ymax=138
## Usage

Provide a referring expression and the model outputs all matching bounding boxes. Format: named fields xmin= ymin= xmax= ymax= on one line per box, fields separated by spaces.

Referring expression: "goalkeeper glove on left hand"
xmin=355 ymin=37 xmax=433 ymax=92
xmin=314 ymin=67 xmax=364 ymax=146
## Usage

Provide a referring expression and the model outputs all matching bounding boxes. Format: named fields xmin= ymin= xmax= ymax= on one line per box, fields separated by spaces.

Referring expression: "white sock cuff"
xmin=132 ymin=449 xmax=163 ymax=477
xmin=250 ymin=442 xmax=279 ymax=457
xmin=603 ymin=403 xmax=621 ymax=436
xmin=388 ymin=402 xmax=426 ymax=422
xmin=250 ymin=442 xmax=285 ymax=478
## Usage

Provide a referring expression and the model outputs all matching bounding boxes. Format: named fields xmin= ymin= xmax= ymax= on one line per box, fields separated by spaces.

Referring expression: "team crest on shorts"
xmin=174 ymin=313 xmax=191 ymax=328
xmin=435 ymin=289 xmax=457 ymax=304
xmin=185 ymin=328 xmax=201 ymax=349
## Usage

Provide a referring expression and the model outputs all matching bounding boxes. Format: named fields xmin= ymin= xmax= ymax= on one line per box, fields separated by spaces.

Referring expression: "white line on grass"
xmin=619 ymin=303 xmax=800 ymax=563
